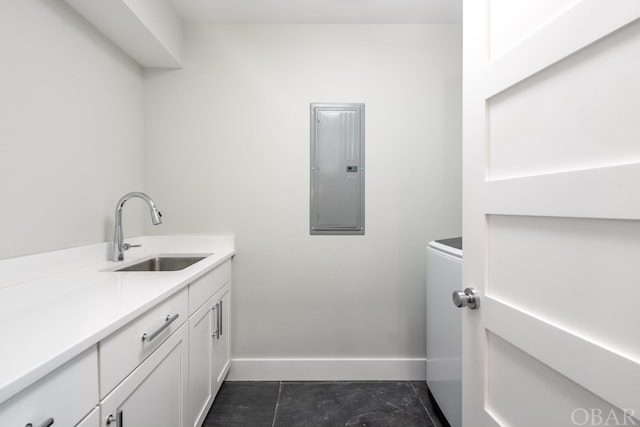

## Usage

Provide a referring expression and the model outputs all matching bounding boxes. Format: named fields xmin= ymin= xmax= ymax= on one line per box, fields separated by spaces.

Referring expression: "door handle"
xmin=106 ymin=410 xmax=123 ymax=426
xmin=452 ymin=288 xmax=480 ymax=309
xmin=107 ymin=409 xmax=124 ymax=427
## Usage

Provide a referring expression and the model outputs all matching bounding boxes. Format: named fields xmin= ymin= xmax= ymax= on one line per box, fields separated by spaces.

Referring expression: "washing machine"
xmin=426 ymin=237 xmax=462 ymax=427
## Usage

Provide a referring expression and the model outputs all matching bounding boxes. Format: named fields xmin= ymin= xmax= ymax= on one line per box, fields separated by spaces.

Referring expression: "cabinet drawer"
xmin=188 ymin=260 xmax=231 ymax=316
xmin=0 ymin=346 xmax=98 ymax=427
xmin=101 ymin=323 xmax=189 ymax=427
xmin=99 ymin=287 xmax=188 ymax=397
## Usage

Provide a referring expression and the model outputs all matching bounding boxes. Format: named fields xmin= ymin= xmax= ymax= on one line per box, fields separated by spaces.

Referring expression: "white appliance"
xmin=426 ymin=238 xmax=462 ymax=427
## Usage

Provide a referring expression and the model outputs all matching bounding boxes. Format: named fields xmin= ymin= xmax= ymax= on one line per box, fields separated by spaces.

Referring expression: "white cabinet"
xmin=188 ymin=260 xmax=231 ymax=315
xmin=0 ymin=346 xmax=98 ymax=427
xmin=187 ymin=261 xmax=232 ymax=427
xmin=100 ymin=287 xmax=188 ymax=397
xmin=99 ymin=286 xmax=191 ymax=427
xmin=188 ymin=295 xmax=216 ymax=427
xmin=101 ymin=323 xmax=189 ymax=427
xmin=1 ymin=253 xmax=233 ymax=427
xmin=212 ymin=283 xmax=231 ymax=396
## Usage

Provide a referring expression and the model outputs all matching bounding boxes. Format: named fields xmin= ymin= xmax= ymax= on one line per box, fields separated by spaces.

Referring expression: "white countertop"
xmin=0 ymin=235 xmax=235 ymax=405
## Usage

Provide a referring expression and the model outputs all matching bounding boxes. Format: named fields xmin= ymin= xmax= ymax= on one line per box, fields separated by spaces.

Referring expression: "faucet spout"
xmin=113 ymin=192 xmax=162 ymax=261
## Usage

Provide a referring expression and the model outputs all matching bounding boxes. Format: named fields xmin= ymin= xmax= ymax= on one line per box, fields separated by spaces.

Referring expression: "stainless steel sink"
xmin=115 ymin=256 xmax=207 ymax=272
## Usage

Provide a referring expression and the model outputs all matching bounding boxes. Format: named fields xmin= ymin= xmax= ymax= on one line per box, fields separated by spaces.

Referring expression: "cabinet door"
xmin=76 ymin=407 xmax=99 ymax=427
xmin=188 ymin=295 xmax=215 ymax=427
xmin=212 ymin=283 xmax=231 ymax=397
xmin=101 ymin=324 xmax=188 ymax=427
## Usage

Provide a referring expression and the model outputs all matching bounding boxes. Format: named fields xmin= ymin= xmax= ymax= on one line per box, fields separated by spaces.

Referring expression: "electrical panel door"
xmin=310 ymin=103 xmax=365 ymax=235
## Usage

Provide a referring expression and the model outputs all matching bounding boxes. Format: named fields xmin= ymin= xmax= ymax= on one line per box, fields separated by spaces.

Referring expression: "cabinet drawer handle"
xmin=218 ymin=299 xmax=223 ymax=338
xmin=211 ymin=304 xmax=219 ymax=338
xmin=25 ymin=419 xmax=54 ymax=427
xmin=142 ymin=314 xmax=179 ymax=342
xmin=106 ymin=410 xmax=123 ymax=426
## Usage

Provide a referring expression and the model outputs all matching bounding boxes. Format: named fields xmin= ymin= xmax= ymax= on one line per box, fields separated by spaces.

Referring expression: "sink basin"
xmin=115 ymin=256 xmax=207 ymax=272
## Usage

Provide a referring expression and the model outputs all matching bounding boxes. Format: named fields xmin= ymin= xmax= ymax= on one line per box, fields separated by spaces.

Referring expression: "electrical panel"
xmin=310 ymin=103 xmax=365 ymax=235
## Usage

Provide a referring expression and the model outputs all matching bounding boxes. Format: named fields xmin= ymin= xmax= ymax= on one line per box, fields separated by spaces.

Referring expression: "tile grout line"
xmin=410 ymin=382 xmax=438 ymax=427
xmin=271 ymin=381 xmax=283 ymax=427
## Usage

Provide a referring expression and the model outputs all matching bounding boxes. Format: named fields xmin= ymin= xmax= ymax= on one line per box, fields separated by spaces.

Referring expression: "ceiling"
xmin=168 ymin=0 xmax=462 ymax=24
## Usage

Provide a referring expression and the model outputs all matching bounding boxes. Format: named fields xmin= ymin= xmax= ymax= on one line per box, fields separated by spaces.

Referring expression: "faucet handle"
xmin=122 ymin=243 xmax=142 ymax=251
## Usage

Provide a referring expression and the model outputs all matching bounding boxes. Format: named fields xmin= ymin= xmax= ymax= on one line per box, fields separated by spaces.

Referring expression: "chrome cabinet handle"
xmin=142 ymin=314 xmax=179 ymax=342
xmin=25 ymin=419 xmax=54 ymax=427
xmin=106 ymin=410 xmax=123 ymax=426
xmin=218 ymin=299 xmax=223 ymax=338
xmin=211 ymin=304 xmax=219 ymax=338
xmin=452 ymin=288 xmax=480 ymax=310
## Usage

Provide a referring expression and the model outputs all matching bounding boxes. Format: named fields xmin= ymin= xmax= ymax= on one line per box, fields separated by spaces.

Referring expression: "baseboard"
xmin=227 ymin=358 xmax=426 ymax=381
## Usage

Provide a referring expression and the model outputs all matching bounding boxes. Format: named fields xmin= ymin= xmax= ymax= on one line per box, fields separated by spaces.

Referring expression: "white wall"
xmin=144 ymin=24 xmax=461 ymax=378
xmin=0 ymin=0 xmax=146 ymax=260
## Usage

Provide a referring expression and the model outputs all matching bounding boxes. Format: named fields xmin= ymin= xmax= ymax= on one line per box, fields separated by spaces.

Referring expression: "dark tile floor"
xmin=204 ymin=381 xmax=448 ymax=427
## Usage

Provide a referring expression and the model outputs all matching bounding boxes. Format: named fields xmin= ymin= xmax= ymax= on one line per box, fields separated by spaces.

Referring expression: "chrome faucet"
xmin=112 ymin=192 xmax=162 ymax=261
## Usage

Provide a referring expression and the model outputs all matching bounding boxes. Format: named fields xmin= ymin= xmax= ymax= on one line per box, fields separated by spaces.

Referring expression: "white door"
xmin=463 ymin=1 xmax=640 ymax=426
